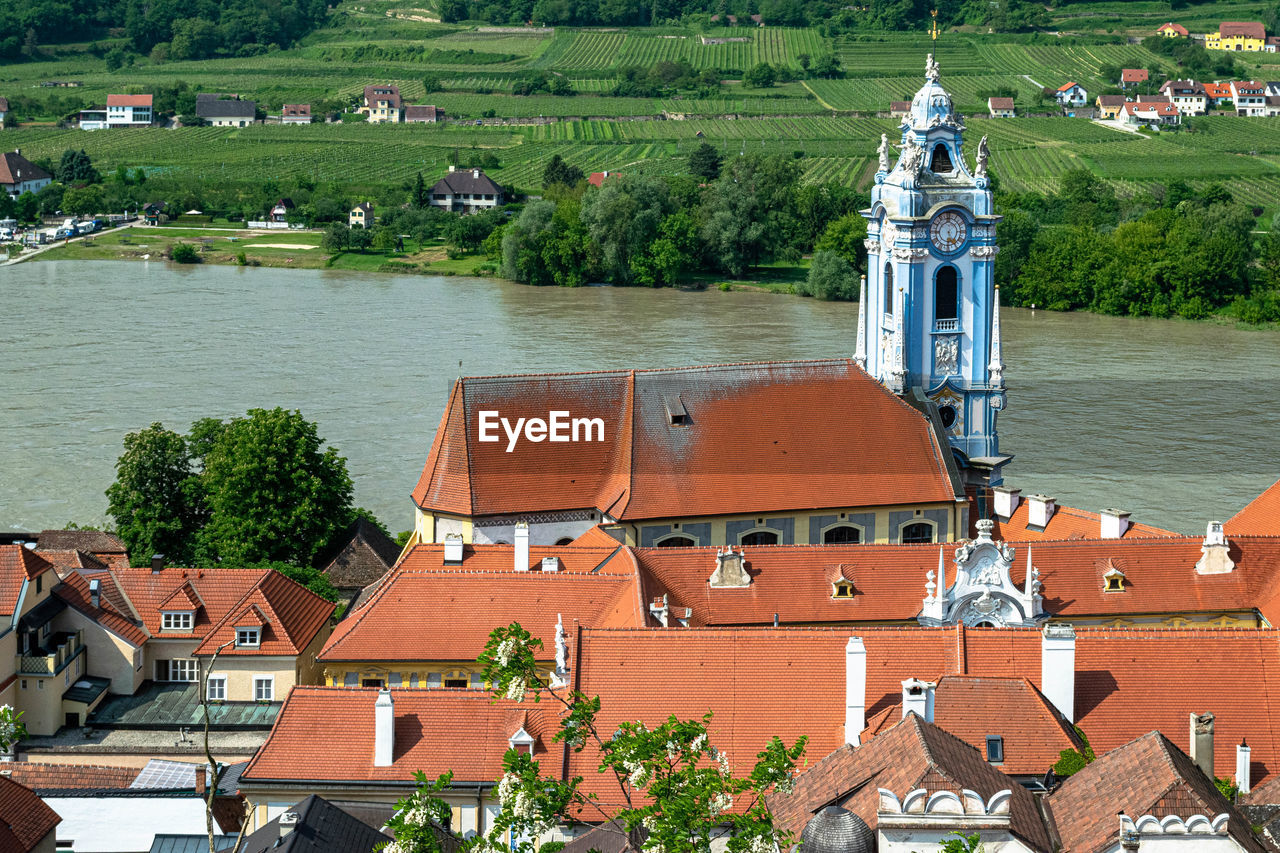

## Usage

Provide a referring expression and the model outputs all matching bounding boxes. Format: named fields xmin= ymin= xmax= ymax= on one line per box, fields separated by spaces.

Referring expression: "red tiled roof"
xmin=992 ymin=501 xmax=1176 ymax=541
xmin=1220 ymin=21 xmax=1266 ymax=39
xmin=36 ymin=549 xmax=108 ymax=575
xmin=2 ymin=761 xmax=139 ymax=791
xmin=587 ymin=171 xmax=621 ymax=187
xmin=159 ymin=580 xmax=204 ymax=613
xmin=363 ymin=84 xmax=401 ymax=108
xmin=282 ymin=104 xmax=310 ymax=116
xmin=318 ymin=544 xmax=639 ymax=662
xmin=0 ymin=546 xmax=54 ymax=617
xmin=1125 ymin=101 xmax=1180 ymax=117
xmin=36 ymin=529 xmax=127 ymax=556
xmin=0 ymin=775 xmax=60 ymax=852
xmin=106 ymin=94 xmax=152 ymax=107
xmin=1226 ymin=477 xmax=1280 ymax=535
xmin=242 ymin=687 xmax=553 ymax=785
xmin=988 ymin=97 xmax=1015 ymax=110
xmin=1234 ymin=80 xmax=1267 ymax=93
xmin=55 ymin=572 xmax=148 ymax=646
xmin=113 ymin=567 xmax=266 ymax=637
xmin=1050 ymin=730 xmax=1268 ymax=853
xmin=193 ymin=569 xmax=334 ymax=656
xmin=861 ymin=675 xmax=1083 ymax=776
xmin=568 ymin=525 xmax=625 ymax=548
xmin=1205 ymin=82 xmax=1235 ymax=98
xmin=0 ymin=152 xmax=51 ymax=188
xmin=767 ymin=714 xmax=1054 ymax=852
xmin=413 ymin=360 xmax=961 ymax=520
xmin=1158 ymin=22 xmax=1189 ymax=35
xmin=1058 ymin=81 xmax=1080 ymax=92
xmin=1122 ymin=69 xmax=1149 ymax=83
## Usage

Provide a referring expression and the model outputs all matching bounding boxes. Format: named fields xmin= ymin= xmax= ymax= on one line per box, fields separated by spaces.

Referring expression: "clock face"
xmin=930 ymin=211 xmax=966 ymax=254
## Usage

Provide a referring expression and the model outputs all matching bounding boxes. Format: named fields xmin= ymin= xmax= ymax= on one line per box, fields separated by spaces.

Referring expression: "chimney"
xmin=1026 ymin=495 xmax=1056 ymax=528
xmin=1100 ymin=508 xmax=1131 ymax=539
xmin=374 ymin=689 xmax=394 ymax=767
xmin=992 ymin=486 xmax=1021 ymax=520
xmin=1195 ymin=522 xmax=1235 ymax=574
xmin=472 ymin=168 xmax=480 ymax=179
xmin=514 ymin=523 xmax=530 ymax=571
xmin=89 ymin=578 xmax=101 ymax=609
xmin=845 ymin=637 xmax=867 ymax=744
xmin=1041 ymin=623 xmax=1076 ymax=722
xmin=648 ymin=595 xmax=668 ymax=627
xmin=151 ymin=554 xmax=165 ymax=573
xmin=279 ymin=811 xmax=299 ymax=838
xmin=194 ymin=764 xmax=206 ymax=795
xmin=541 ymin=557 xmax=560 ymax=573
xmin=1190 ymin=712 xmax=1214 ymax=780
xmin=900 ymin=678 xmax=935 ymax=723
xmin=1237 ymin=739 xmax=1251 ymax=795
xmin=443 ymin=533 xmax=464 ymax=564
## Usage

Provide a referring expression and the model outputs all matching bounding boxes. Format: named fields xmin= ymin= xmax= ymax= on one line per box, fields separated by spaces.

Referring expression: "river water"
xmin=3 ymin=260 xmax=1278 ymax=535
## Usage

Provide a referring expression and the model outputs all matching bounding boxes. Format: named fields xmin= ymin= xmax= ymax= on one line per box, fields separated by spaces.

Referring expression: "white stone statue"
xmin=926 ymin=53 xmax=940 ymax=82
xmin=975 ymin=135 xmax=989 ymax=180
xmin=899 ymin=138 xmax=923 ymax=176
xmin=877 ymin=133 xmax=890 ymax=173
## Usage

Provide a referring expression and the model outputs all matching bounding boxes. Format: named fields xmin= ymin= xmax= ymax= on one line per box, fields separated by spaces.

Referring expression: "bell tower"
xmin=854 ymin=55 xmax=1009 ymax=491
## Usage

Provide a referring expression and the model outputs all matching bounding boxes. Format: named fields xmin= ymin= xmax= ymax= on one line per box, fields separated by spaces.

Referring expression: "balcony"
xmin=17 ymin=630 xmax=83 ymax=676
xmin=933 ymin=318 xmax=959 ymax=332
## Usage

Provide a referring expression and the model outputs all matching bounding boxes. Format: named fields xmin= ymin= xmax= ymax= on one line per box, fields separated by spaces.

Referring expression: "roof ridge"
xmin=455 ymin=358 xmax=856 ymax=383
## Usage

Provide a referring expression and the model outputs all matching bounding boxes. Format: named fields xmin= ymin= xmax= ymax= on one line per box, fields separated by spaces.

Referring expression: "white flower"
xmin=665 ymin=740 xmax=679 ymax=761
xmin=625 ymin=760 xmax=650 ymax=789
xmin=505 ymin=676 xmax=527 ymax=702
xmin=748 ymin=834 xmax=776 ymax=853
xmin=690 ymin=733 xmax=707 ymax=753
xmin=497 ymin=772 xmax=519 ymax=805
xmin=717 ymin=751 xmax=730 ymax=775
xmin=775 ymin=774 xmax=795 ymax=795
xmin=710 ymin=792 xmax=733 ymax=815
xmin=495 ymin=638 xmax=516 ymax=667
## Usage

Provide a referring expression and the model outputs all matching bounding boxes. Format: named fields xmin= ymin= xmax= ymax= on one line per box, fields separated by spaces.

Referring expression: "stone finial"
xmin=1195 ymin=521 xmax=1235 ymax=574
xmin=710 ymin=546 xmax=751 ymax=587
xmin=550 ymin=613 xmax=569 ymax=688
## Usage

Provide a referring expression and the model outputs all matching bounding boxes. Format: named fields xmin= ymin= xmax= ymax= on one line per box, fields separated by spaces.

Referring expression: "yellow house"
xmin=411 ymin=360 xmax=970 ymax=551
xmin=1205 ymin=21 xmax=1267 ymax=50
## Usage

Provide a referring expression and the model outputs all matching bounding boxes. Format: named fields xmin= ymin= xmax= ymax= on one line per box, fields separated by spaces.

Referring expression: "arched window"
xmin=900 ymin=522 xmax=935 ymax=544
xmin=741 ymin=530 xmax=779 ymax=546
xmin=822 ymin=525 xmax=862 ymax=544
xmin=935 ymin=266 xmax=958 ymax=322
xmin=555 ymin=537 xmax=574 ymax=546
xmin=655 ymin=535 xmax=695 ymax=548
xmin=883 ymin=263 xmax=894 ymax=317
xmin=930 ymin=143 xmax=953 ymax=173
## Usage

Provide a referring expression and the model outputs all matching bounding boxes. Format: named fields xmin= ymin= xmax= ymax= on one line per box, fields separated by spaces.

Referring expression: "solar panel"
xmin=130 ymin=758 xmax=209 ymax=789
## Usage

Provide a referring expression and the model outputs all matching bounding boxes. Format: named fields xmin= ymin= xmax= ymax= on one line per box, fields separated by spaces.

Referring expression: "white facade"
xmin=106 ymin=105 xmax=151 ymax=127
xmin=44 ymin=795 xmax=213 ymax=852
xmin=1056 ymin=84 xmax=1088 ymax=106
xmin=205 ymin=115 xmax=252 ymax=127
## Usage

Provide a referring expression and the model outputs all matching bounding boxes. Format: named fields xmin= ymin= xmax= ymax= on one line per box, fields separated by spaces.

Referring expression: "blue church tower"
xmin=855 ymin=55 xmax=1009 ymax=491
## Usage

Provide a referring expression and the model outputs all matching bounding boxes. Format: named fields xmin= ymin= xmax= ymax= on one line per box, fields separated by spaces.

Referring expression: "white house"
xmin=106 ymin=94 xmax=152 ymax=127
xmin=1 ymin=149 xmax=51 ymax=197
xmin=429 ymin=166 xmax=505 ymax=214
xmin=196 ymin=93 xmax=256 ymax=127
xmin=1159 ymin=80 xmax=1208 ymax=115
xmin=1055 ymin=82 xmax=1088 ymax=107
xmin=1232 ymin=80 xmax=1268 ymax=115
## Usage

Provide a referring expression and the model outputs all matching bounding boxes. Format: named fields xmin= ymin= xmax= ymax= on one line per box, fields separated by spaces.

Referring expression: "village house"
xmin=410 ymin=359 xmax=969 ymax=549
xmin=360 ymin=85 xmax=403 ymax=123
xmin=428 ymin=166 xmax=504 ymax=214
xmin=0 ymin=774 xmax=61 ymax=853
xmin=1157 ymin=21 xmax=1189 ymax=38
xmin=587 ymin=170 xmax=622 ymax=186
xmin=1204 ymin=81 xmax=1234 ymax=107
xmin=77 ymin=109 xmax=108 ymax=130
xmin=889 ymin=100 xmax=911 ymax=119
xmin=280 ymin=104 xmax=310 ymax=125
xmin=1095 ymin=94 xmax=1128 ymax=119
xmin=1206 ymin=21 xmax=1268 ymax=51
xmin=347 ymin=201 xmax=374 ymax=230
xmin=404 ymin=104 xmax=443 ymax=123
xmin=1232 ymin=80 xmax=1269 ymax=114
xmin=987 ymin=97 xmax=1015 ymax=118
xmin=317 ymin=517 xmax=400 ymax=604
xmin=1120 ymin=68 xmax=1149 ymax=89
xmin=1120 ymin=100 xmax=1181 ymax=127
xmin=1055 ymin=82 xmax=1088 ymax=107
xmin=269 ymin=198 xmax=294 ymax=223
xmin=105 ymin=94 xmax=152 ymax=128
xmin=195 ymin=94 xmax=256 ymax=127
xmin=1159 ymin=79 xmax=1208 ymax=114
xmin=1 ymin=150 xmax=51 ymax=198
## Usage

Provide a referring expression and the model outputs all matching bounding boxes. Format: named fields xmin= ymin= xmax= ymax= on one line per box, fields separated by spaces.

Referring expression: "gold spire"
xmin=929 ymin=8 xmax=940 ymax=42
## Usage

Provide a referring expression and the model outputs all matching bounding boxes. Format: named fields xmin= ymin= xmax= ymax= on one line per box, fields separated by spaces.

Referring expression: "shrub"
xmin=170 ymin=243 xmax=200 ymax=263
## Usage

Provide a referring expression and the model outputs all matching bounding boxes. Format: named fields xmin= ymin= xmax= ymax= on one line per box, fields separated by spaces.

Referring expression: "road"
xmin=2 ymin=222 xmax=135 ymax=266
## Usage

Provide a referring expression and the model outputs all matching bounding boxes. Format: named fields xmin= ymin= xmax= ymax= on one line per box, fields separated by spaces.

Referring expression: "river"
xmin=3 ymin=260 xmax=1278 ymax=536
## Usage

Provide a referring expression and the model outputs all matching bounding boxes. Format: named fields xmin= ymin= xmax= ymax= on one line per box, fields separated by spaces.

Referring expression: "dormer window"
xmin=986 ymin=735 xmax=1004 ymax=763
xmin=664 ymin=394 xmax=689 ymax=426
xmin=832 ymin=581 xmax=855 ymax=599
xmin=236 ymin=628 xmax=261 ymax=648
xmin=509 ymin=726 xmax=535 ymax=755
xmin=162 ymin=611 xmax=193 ymax=631
xmin=1104 ymin=569 xmax=1126 ymax=592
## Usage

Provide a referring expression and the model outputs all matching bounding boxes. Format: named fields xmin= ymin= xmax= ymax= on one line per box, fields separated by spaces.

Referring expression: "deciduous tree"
xmin=105 ymin=423 xmax=204 ymax=566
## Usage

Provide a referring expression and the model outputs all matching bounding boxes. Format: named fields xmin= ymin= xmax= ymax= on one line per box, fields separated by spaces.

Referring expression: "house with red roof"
xmin=987 ymin=97 xmax=1015 ymax=118
xmin=1207 ymin=22 xmax=1268 ymax=51
xmin=1055 ymin=82 xmax=1088 ymax=107
xmin=1120 ymin=68 xmax=1149 ymax=89
xmin=280 ymin=103 xmax=310 ymax=124
xmin=1204 ymin=81 xmax=1235 ymax=107
xmin=1119 ymin=99 xmax=1182 ymax=127
xmin=1158 ymin=21 xmax=1189 ymax=38
xmin=587 ymin=170 xmax=622 ymax=187
xmin=0 ymin=150 xmax=51 ymax=198
xmin=105 ymin=94 xmax=152 ymax=127
xmin=411 ymin=360 xmax=967 ymax=551
xmin=1233 ymin=80 xmax=1269 ymax=115
xmin=0 ymin=775 xmax=60 ymax=853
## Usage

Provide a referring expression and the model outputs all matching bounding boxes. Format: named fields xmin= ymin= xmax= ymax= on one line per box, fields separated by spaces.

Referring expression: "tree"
xmin=542 ymin=154 xmax=584 ymax=189
xmin=104 ymin=46 xmax=127 ymax=70
xmin=580 ymin=175 xmax=674 ymax=284
xmin=813 ymin=210 xmax=867 ymax=271
xmin=322 ymin=222 xmax=350 ymax=253
xmin=62 ymin=184 xmax=104 ymax=216
xmin=688 ymin=142 xmax=722 ymax=181
xmin=439 ymin=0 xmax=469 ymax=21
xmin=105 ymin=423 xmax=204 ymax=566
xmin=349 ymin=226 xmax=374 ymax=252
xmin=14 ymin=191 xmax=38 ymax=223
xmin=195 ymin=408 xmax=354 ymax=566
xmin=55 ymin=149 xmax=99 ymax=185
xmin=386 ymin=622 xmax=807 ymax=853
xmin=801 ymin=250 xmax=857 ymax=301
xmin=412 ymin=172 xmax=429 ymax=209
xmin=743 ymin=62 xmax=776 ymax=88
xmin=171 ymin=242 xmax=201 ymax=263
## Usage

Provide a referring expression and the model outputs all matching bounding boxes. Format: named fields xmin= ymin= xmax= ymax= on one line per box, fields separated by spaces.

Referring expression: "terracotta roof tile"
xmin=1 ymin=761 xmax=139 ymax=792
xmin=55 ymin=572 xmax=148 ymax=646
xmin=988 ymin=97 xmax=1015 ymax=109
xmin=318 ymin=545 xmax=638 ymax=662
xmin=0 ymin=152 xmax=52 ymax=188
xmin=193 ymin=570 xmax=334 ymax=657
xmin=36 ymin=529 xmax=127 ymax=556
xmin=1050 ymin=730 xmax=1268 ymax=853
xmin=1226 ymin=477 xmax=1280 ymax=536
xmin=992 ymin=502 xmax=1176 ymax=542
xmin=159 ymin=580 xmax=205 ymax=612
xmin=1220 ymin=21 xmax=1266 ymax=38
xmin=113 ymin=566 xmax=267 ymax=637
xmin=1158 ymin=22 xmax=1189 ymax=35
xmin=0 ymin=775 xmax=60 ymax=851
xmin=0 ymin=546 xmax=54 ymax=617
xmin=35 ymin=549 xmax=108 ymax=576
xmin=106 ymin=94 xmax=152 ymax=107
xmin=413 ymin=360 xmax=960 ymax=520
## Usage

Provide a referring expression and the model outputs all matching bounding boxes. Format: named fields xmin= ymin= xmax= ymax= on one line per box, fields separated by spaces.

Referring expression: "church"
xmin=409 ymin=55 xmax=1006 ymax=549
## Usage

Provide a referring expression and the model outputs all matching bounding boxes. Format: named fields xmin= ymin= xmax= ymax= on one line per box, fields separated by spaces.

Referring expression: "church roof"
xmin=991 ymin=501 xmax=1177 ymax=541
xmin=1224 ymin=476 xmax=1280 ymax=535
xmin=412 ymin=360 xmax=962 ymax=520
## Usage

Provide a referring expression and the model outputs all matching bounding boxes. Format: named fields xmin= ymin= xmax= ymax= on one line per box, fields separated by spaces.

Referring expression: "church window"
xmin=832 ymin=581 xmax=854 ymax=599
xmin=900 ymin=521 xmax=935 ymax=544
xmin=656 ymin=535 xmax=695 ymax=548
xmin=986 ymin=736 xmax=1004 ymax=763
xmin=443 ymin=670 xmax=468 ymax=688
xmin=929 ymin=143 xmax=954 ymax=173
xmin=740 ymin=530 xmax=779 ymax=546
xmin=935 ymin=266 xmax=958 ymax=324
xmin=822 ymin=525 xmax=862 ymax=544
xmin=883 ymin=263 xmax=894 ymax=319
